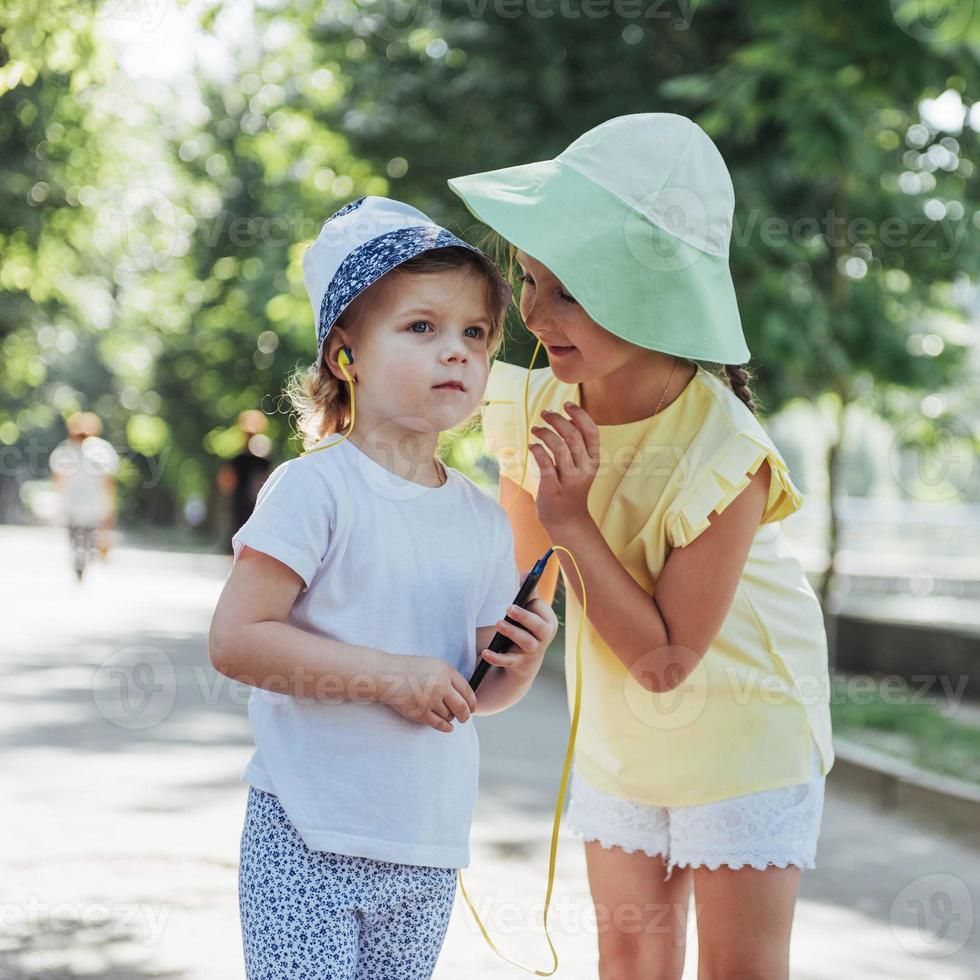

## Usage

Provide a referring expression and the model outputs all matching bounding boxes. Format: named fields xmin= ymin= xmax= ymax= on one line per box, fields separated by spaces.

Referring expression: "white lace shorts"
xmin=566 ymin=739 xmax=826 ymax=882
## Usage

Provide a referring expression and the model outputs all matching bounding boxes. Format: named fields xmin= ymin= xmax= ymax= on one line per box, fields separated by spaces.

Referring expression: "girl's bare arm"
xmin=209 ymin=545 xmax=396 ymax=702
xmin=518 ymin=401 xmax=773 ymax=694
xmin=499 ymin=475 xmax=561 ymax=604
xmin=548 ymin=461 xmax=771 ymax=693
xmin=209 ymin=546 xmax=477 ymax=732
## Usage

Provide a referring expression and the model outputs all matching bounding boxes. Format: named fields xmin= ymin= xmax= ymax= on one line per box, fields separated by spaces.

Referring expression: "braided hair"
xmin=722 ymin=364 xmax=757 ymax=415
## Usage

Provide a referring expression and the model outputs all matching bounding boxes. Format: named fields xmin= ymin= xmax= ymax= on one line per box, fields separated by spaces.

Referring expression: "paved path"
xmin=2 ymin=525 xmax=977 ymax=978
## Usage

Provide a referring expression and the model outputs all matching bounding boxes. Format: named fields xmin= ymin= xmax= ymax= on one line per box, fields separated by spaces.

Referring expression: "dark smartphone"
xmin=469 ymin=547 xmax=554 ymax=692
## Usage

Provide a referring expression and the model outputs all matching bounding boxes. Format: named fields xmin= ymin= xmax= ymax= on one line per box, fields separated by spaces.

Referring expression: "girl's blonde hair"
xmin=285 ymin=245 xmax=511 ymax=451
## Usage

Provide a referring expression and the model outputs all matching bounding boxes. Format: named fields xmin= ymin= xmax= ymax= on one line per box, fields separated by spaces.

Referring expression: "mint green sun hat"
xmin=447 ymin=112 xmax=750 ymax=364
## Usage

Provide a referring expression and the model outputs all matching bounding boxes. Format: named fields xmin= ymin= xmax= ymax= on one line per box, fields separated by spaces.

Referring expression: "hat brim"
xmin=314 ymin=232 xmax=513 ymax=368
xmin=448 ymin=160 xmax=750 ymax=364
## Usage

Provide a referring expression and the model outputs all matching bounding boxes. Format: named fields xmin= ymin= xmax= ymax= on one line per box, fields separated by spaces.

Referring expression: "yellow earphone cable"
xmin=458 ymin=337 xmax=588 ymax=974
xmin=299 ymin=339 xmax=585 ymax=974
xmin=300 ymin=348 xmax=356 ymax=457
xmin=457 ymin=543 xmax=583 ymax=975
xmin=481 ymin=337 xmax=546 ymax=517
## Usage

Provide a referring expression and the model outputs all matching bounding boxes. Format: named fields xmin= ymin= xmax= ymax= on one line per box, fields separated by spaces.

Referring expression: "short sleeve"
xmin=49 ymin=438 xmax=119 ymax=477
xmin=48 ymin=442 xmax=75 ymax=476
xmin=231 ymin=459 xmax=334 ymax=590
xmin=87 ymin=438 xmax=120 ymax=476
xmin=480 ymin=358 xmax=547 ymax=499
xmin=664 ymin=430 xmax=804 ymax=549
xmin=476 ymin=510 xmax=520 ymax=628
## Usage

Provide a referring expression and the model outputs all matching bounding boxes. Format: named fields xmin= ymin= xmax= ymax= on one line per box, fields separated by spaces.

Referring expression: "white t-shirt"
xmin=230 ymin=434 xmax=520 ymax=868
xmin=48 ymin=437 xmax=120 ymax=526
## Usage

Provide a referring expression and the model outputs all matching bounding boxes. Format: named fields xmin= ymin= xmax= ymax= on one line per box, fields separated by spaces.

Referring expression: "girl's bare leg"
xmin=583 ymin=840 xmax=693 ymax=980
xmin=693 ymin=864 xmax=801 ymax=980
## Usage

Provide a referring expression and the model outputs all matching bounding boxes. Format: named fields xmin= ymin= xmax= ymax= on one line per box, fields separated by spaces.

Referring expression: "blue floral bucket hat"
xmin=302 ymin=195 xmax=513 ymax=367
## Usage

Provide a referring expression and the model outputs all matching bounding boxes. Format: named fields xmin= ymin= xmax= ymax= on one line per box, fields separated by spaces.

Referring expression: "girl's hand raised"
xmin=529 ymin=402 xmax=600 ymax=532
xmin=478 ymin=572 xmax=559 ymax=679
xmin=380 ymin=655 xmax=477 ymax=734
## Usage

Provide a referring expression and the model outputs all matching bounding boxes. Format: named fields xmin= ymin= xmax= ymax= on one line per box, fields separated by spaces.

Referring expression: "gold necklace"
xmin=653 ymin=356 xmax=679 ymax=416
xmin=577 ymin=355 xmax=679 ymax=423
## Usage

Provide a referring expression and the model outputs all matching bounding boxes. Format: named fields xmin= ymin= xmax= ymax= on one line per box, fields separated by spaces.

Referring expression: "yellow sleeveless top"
xmin=481 ymin=359 xmax=834 ymax=805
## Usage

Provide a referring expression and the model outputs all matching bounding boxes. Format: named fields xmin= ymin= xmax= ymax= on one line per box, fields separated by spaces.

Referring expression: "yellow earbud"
xmin=300 ymin=346 xmax=356 ymax=456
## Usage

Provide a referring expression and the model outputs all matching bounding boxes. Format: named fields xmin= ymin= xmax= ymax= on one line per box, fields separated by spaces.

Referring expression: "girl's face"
xmin=515 ymin=249 xmax=640 ymax=383
xmin=333 ymin=267 xmax=492 ymax=437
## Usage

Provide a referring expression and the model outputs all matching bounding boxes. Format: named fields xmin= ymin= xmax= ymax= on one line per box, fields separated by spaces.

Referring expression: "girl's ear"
xmin=324 ymin=330 xmax=354 ymax=381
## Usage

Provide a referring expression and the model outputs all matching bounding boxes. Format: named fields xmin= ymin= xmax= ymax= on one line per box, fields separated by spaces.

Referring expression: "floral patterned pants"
xmin=239 ymin=787 xmax=457 ymax=979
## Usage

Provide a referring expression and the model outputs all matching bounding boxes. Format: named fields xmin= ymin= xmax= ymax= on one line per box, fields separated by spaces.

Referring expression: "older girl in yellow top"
xmin=448 ymin=114 xmax=834 ymax=980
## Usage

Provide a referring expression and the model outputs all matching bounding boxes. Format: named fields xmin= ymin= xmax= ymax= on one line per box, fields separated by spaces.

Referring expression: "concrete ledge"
xmin=828 ymin=609 xmax=979 ymax=697
xmin=830 ymin=736 xmax=980 ymax=850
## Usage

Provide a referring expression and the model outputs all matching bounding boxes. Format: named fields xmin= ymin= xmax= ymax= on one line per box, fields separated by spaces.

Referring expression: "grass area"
xmin=830 ymin=673 xmax=980 ymax=787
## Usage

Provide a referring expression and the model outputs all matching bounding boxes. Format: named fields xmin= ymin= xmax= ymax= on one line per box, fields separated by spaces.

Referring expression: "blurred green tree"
xmin=274 ymin=0 xmax=979 ymax=613
xmin=0 ymin=1 xmax=115 ymax=444
xmin=4 ymin=0 xmax=977 ymax=594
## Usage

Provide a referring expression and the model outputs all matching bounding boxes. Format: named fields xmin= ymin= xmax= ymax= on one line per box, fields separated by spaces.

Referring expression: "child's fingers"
xmin=525 ymin=596 xmax=552 ymax=617
xmin=501 ymin=604 xmax=548 ymax=643
xmin=528 ymin=442 xmax=558 ymax=481
xmin=541 ymin=409 xmax=589 ymax=469
xmin=494 ymin=617 xmax=533 ymax=651
xmin=444 ymin=687 xmax=473 ymax=723
xmin=427 ymin=711 xmax=453 ymax=733
xmin=451 ymin=673 xmax=478 ymax=713
xmin=562 ymin=402 xmax=601 ymax=460
xmin=482 ymin=649 xmax=523 ymax=668
xmin=526 ymin=597 xmax=558 ymax=629
xmin=530 ymin=425 xmax=574 ymax=474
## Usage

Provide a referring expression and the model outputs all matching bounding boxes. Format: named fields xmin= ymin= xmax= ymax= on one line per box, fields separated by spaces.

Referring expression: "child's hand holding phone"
xmin=478 ymin=571 xmax=559 ymax=680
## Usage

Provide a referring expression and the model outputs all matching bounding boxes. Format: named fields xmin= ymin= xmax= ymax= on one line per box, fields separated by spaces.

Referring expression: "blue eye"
xmin=409 ymin=321 xmax=486 ymax=341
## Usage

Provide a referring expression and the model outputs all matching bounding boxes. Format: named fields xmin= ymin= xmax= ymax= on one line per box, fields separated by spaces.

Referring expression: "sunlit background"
xmin=2 ymin=1 xmax=980 ymax=977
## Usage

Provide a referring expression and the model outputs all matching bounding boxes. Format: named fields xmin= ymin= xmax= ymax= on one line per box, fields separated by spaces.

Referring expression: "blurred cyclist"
xmin=49 ymin=411 xmax=120 ymax=579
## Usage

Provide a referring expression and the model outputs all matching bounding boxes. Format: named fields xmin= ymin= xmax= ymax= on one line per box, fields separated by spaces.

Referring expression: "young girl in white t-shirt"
xmin=208 ymin=196 xmax=558 ymax=980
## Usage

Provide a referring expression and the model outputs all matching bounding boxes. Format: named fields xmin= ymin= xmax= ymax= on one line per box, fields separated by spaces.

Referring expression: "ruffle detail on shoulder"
xmin=665 ymin=430 xmax=804 ymax=549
